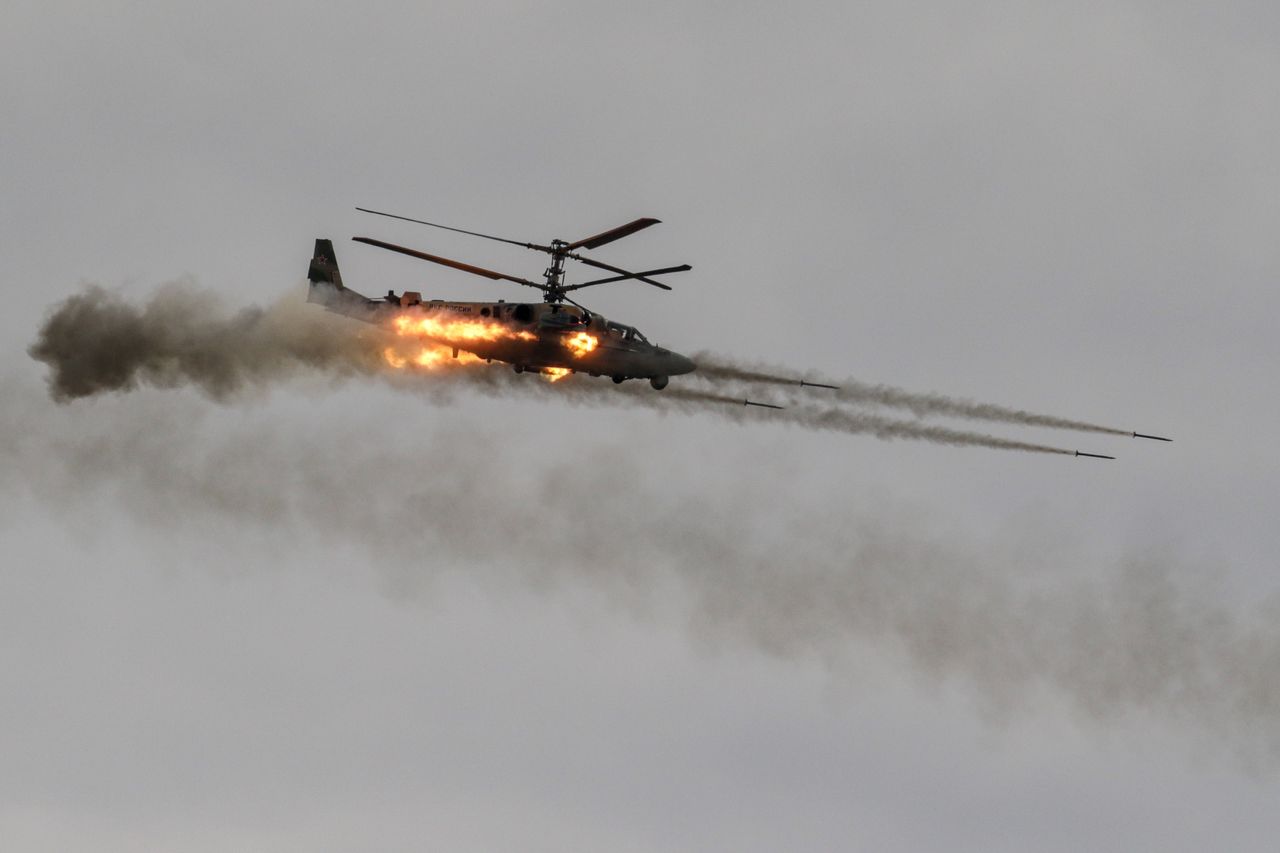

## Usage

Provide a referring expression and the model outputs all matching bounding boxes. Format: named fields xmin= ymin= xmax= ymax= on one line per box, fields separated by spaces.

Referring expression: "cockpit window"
xmin=606 ymin=321 xmax=649 ymax=343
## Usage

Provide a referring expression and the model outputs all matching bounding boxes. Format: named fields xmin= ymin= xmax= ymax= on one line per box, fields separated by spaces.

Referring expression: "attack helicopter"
xmin=306 ymin=208 xmax=696 ymax=389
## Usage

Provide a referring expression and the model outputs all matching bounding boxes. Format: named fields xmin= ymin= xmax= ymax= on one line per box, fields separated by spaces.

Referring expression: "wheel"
xmin=612 ymin=375 xmax=626 ymax=384
xmin=649 ymin=375 xmax=669 ymax=390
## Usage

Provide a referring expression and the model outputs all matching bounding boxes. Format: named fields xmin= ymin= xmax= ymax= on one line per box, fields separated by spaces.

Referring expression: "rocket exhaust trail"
xmin=658 ymin=389 xmax=776 ymax=408
xmin=796 ymin=405 xmax=1083 ymax=457
xmin=693 ymin=354 xmax=1168 ymax=440
xmin=656 ymin=389 xmax=1088 ymax=457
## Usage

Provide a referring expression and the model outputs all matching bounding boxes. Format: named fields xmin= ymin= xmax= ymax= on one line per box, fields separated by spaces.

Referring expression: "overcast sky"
xmin=4 ymin=1 xmax=1280 ymax=850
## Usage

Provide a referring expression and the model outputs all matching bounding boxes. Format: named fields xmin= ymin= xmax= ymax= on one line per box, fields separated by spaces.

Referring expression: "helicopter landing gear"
xmin=649 ymin=375 xmax=669 ymax=390
xmin=612 ymin=375 xmax=626 ymax=384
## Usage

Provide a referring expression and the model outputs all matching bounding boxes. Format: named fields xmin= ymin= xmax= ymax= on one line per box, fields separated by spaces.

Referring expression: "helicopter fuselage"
xmin=305 ymin=244 xmax=695 ymax=387
xmin=393 ymin=296 xmax=696 ymax=383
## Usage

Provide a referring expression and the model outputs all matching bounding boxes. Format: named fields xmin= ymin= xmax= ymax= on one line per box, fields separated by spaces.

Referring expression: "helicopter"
xmin=305 ymin=208 xmax=697 ymax=389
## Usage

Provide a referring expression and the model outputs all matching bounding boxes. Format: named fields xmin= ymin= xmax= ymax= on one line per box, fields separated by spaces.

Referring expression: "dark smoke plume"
xmin=28 ymin=282 xmax=384 ymax=401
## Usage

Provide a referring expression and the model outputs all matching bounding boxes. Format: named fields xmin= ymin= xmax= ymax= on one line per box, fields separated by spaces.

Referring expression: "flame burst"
xmin=382 ymin=311 xmax=554 ymax=377
xmin=381 ymin=312 xmax=514 ymax=373
xmin=380 ymin=312 xmax=599 ymax=382
xmin=382 ymin=342 xmax=483 ymax=370
xmin=392 ymin=314 xmax=537 ymax=344
xmin=565 ymin=331 xmax=598 ymax=357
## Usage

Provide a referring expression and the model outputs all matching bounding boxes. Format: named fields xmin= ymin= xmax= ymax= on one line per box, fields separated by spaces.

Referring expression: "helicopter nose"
xmin=670 ymin=352 xmax=696 ymax=375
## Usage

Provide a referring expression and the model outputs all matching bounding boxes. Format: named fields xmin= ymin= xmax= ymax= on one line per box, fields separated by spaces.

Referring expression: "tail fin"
xmin=308 ymin=238 xmax=345 ymax=290
xmin=306 ymin=238 xmax=381 ymax=322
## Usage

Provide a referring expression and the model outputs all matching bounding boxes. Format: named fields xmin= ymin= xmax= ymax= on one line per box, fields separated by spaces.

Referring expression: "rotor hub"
xmin=542 ymin=239 xmax=570 ymax=302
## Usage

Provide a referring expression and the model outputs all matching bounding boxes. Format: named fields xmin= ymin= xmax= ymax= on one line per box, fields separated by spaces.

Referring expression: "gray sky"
xmin=4 ymin=1 xmax=1280 ymax=850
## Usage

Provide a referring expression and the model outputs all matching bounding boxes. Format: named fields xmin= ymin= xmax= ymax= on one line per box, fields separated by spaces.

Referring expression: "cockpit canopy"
xmin=605 ymin=320 xmax=649 ymax=344
xmin=529 ymin=303 xmax=651 ymax=344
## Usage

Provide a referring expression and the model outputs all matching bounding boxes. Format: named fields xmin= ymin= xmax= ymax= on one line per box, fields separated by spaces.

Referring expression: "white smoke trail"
xmin=693 ymin=354 xmax=1135 ymax=436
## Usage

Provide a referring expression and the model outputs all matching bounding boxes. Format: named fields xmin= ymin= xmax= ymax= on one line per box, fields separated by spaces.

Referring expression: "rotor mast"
xmin=542 ymin=240 xmax=570 ymax=303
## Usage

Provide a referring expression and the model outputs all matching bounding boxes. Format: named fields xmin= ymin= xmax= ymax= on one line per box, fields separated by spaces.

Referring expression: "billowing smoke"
xmin=693 ymin=354 xmax=1136 ymax=437
xmin=27 ymin=282 xmax=386 ymax=401
xmin=10 ymin=282 xmax=1278 ymax=765
xmin=28 ymin=284 xmax=1113 ymax=457
xmin=1 ymin=369 xmax=1276 ymax=767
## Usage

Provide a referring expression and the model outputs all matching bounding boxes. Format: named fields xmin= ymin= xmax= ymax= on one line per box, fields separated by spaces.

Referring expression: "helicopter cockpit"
xmin=606 ymin=320 xmax=649 ymax=344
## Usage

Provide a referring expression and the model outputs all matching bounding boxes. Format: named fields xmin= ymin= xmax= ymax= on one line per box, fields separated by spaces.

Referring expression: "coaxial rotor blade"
xmin=563 ymin=264 xmax=691 ymax=292
xmin=566 ymin=217 xmax=660 ymax=251
xmin=567 ymin=253 xmax=684 ymax=290
xmin=352 ymin=237 xmax=546 ymax=291
xmin=356 ymin=208 xmax=552 ymax=253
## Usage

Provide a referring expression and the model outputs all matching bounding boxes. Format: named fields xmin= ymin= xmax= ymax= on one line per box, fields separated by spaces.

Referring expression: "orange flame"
xmin=381 ymin=341 xmax=483 ymax=371
xmin=382 ymin=310 xmax=580 ymax=382
xmin=382 ymin=311 xmax=524 ymax=374
xmin=392 ymin=314 xmax=536 ymax=343
xmin=565 ymin=331 xmax=598 ymax=358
